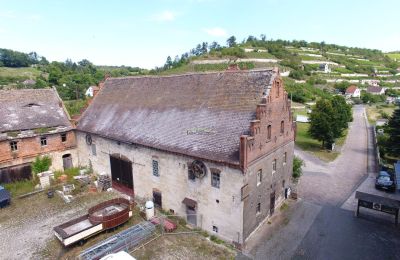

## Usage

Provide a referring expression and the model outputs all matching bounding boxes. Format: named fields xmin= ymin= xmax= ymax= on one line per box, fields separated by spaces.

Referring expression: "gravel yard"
xmin=0 ymin=190 xmax=120 ymax=260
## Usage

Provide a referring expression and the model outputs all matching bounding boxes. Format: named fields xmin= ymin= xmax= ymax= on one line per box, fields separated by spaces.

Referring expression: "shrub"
xmin=31 ymin=155 xmax=52 ymax=174
xmin=292 ymin=156 xmax=304 ymax=179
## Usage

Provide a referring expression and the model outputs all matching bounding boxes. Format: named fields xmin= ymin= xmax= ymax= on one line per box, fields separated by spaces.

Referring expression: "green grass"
xmin=366 ymin=103 xmax=396 ymax=124
xmin=295 ymin=122 xmax=343 ymax=162
xmin=64 ymin=99 xmax=87 ymax=117
xmin=386 ymin=53 xmax=400 ymax=60
xmin=0 ymin=67 xmax=41 ymax=78
xmin=3 ymin=179 xmax=36 ymax=197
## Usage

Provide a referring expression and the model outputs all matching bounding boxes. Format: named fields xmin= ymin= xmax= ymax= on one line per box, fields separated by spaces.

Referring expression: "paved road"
xmin=245 ymin=105 xmax=400 ymax=260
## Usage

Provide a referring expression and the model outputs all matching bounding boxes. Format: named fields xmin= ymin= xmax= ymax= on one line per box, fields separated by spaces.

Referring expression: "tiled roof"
xmin=345 ymin=85 xmax=358 ymax=94
xmin=77 ymin=69 xmax=277 ymax=164
xmin=0 ymin=88 xmax=72 ymax=133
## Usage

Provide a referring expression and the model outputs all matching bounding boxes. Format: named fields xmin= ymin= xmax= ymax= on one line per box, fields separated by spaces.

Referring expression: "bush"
xmin=292 ymin=156 xmax=304 ymax=179
xmin=31 ymin=156 xmax=52 ymax=174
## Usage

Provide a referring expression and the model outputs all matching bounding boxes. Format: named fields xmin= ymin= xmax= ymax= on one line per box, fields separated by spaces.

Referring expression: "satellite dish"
xmin=85 ymin=134 xmax=92 ymax=145
xmin=191 ymin=160 xmax=207 ymax=179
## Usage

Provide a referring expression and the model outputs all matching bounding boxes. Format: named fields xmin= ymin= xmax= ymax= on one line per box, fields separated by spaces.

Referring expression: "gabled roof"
xmin=77 ymin=69 xmax=277 ymax=164
xmin=0 ymin=88 xmax=72 ymax=133
xmin=367 ymin=86 xmax=383 ymax=93
xmin=345 ymin=85 xmax=358 ymax=94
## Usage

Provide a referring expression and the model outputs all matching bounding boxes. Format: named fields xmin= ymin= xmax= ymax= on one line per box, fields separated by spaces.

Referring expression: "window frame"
xmin=280 ymin=120 xmax=285 ymax=134
xmin=152 ymin=159 xmax=159 ymax=177
xmin=256 ymin=202 xmax=261 ymax=214
xmin=267 ymin=125 xmax=272 ymax=140
xmin=272 ymin=159 xmax=277 ymax=174
xmin=256 ymin=169 xmax=262 ymax=186
xmin=40 ymin=136 xmax=47 ymax=146
xmin=211 ymin=171 xmax=220 ymax=188
xmin=10 ymin=141 xmax=18 ymax=152
xmin=61 ymin=133 xmax=67 ymax=142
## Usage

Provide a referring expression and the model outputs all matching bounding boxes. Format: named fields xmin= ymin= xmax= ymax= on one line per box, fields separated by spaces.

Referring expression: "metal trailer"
xmin=0 ymin=185 xmax=11 ymax=208
xmin=79 ymin=221 xmax=156 ymax=260
xmin=54 ymin=198 xmax=133 ymax=246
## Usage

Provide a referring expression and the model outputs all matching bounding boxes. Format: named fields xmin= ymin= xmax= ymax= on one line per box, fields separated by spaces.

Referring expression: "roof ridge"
xmin=105 ymin=68 xmax=277 ymax=81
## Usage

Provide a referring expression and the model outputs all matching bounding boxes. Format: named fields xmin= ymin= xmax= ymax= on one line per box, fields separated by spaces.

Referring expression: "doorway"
xmin=109 ymin=154 xmax=134 ymax=195
xmin=153 ymin=190 xmax=162 ymax=208
xmin=186 ymin=205 xmax=197 ymax=226
xmin=62 ymin=154 xmax=73 ymax=170
xmin=270 ymin=191 xmax=276 ymax=215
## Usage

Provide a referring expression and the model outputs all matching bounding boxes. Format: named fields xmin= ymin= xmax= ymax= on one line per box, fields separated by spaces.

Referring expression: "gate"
xmin=110 ymin=154 xmax=134 ymax=195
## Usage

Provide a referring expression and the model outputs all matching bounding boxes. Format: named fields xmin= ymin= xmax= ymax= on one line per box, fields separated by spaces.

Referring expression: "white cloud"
xmin=151 ymin=10 xmax=176 ymax=22
xmin=203 ymin=27 xmax=227 ymax=37
xmin=0 ymin=11 xmax=16 ymax=19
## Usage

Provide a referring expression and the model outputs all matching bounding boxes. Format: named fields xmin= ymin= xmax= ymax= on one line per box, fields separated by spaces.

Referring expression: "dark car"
xmin=375 ymin=171 xmax=396 ymax=192
xmin=0 ymin=185 xmax=11 ymax=208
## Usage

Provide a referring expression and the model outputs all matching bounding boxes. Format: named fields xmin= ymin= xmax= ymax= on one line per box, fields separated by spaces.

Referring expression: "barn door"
xmin=110 ymin=154 xmax=134 ymax=195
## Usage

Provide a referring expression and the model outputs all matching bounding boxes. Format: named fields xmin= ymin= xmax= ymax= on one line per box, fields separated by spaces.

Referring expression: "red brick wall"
xmin=240 ymin=76 xmax=295 ymax=170
xmin=0 ymin=131 xmax=76 ymax=164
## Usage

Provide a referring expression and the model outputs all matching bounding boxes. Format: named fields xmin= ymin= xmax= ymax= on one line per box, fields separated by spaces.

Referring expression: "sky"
xmin=1 ymin=0 xmax=399 ymax=69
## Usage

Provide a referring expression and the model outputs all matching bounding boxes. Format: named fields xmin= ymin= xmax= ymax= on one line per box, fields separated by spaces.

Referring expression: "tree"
xmin=308 ymin=99 xmax=342 ymax=149
xmin=292 ymin=156 xmax=304 ymax=179
xmin=260 ymin=34 xmax=267 ymax=42
xmin=331 ymin=95 xmax=353 ymax=132
xmin=209 ymin=41 xmax=221 ymax=51
xmin=32 ymin=156 xmax=52 ymax=174
xmin=386 ymin=106 xmax=400 ymax=157
xmin=226 ymin=35 xmax=237 ymax=47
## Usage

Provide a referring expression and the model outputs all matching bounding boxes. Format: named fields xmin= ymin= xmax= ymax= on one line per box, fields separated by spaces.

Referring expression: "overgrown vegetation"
xmin=31 ymin=156 xmax=52 ymax=174
xmin=292 ymin=156 xmax=304 ymax=179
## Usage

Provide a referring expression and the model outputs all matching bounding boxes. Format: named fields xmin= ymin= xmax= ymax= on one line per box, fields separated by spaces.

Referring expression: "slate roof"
xmin=0 ymin=88 xmax=72 ymax=133
xmin=367 ymin=86 xmax=383 ymax=93
xmin=77 ymin=69 xmax=277 ymax=165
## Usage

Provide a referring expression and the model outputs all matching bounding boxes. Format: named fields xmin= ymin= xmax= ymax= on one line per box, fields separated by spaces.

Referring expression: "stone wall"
xmin=76 ymin=131 xmax=245 ymax=243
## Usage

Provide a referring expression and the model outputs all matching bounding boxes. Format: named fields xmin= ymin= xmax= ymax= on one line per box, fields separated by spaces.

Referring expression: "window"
xmin=40 ymin=136 xmax=47 ymax=146
xmin=152 ymin=160 xmax=159 ymax=177
xmin=267 ymin=125 xmax=271 ymax=140
xmin=257 ymin=170 xmax=262 ymax=186
xmin=282 ymin=179 xmax=286 ymax=188
xmin=272 ymin=159 xmax=277 ymax=174
xmin=10 ymin=141 xmax=18 ymax=151
xmin=91 ymin=144 xmax=97 ymax=156
xmin=213 ymin=225 xmax=218 ymax=233
xmin=211 ymin=172 xmax=220 ymax=188
xmin=280 ymin=121 xmax=284 ymax=134
xmin=188 ymin=167 xmax=195 ymax=180
xmin=61 ymin=133 xmax=67 ymax=142
xmin=256 ymin=202 xmax=261 ymax=214
xmin=283 ymin=152 xmax=287 ymax=165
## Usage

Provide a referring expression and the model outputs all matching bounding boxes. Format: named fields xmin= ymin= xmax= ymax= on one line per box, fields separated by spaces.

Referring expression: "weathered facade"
xmin=76 ymin=69 xmax=295 ymax=244
xmin=0 ymin=89 xmax=77 ymax=183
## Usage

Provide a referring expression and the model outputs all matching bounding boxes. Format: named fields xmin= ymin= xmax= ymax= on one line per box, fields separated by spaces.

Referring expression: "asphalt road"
xmin=246 ymin=105 xmax=400 ymax=260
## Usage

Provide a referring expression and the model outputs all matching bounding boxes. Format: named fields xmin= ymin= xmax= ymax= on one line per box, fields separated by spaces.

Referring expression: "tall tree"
xmin=386 ymin=106 xmax=400 ymax=157
xmin=309 ymin=99 xmax=341 ymax=148
xmin=226 ymin=35 xmax=237 ymax=47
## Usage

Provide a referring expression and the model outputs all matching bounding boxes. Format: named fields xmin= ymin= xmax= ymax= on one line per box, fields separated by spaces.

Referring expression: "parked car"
xmin=375 ymin=171 xmax=396 ymax=192
xmin=0 ymin=185 xmax=11 ymax=208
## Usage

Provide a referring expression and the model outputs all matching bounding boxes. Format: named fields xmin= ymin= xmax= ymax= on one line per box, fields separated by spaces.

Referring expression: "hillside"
xmin=1 ymin=37 xmax=400 ymax=104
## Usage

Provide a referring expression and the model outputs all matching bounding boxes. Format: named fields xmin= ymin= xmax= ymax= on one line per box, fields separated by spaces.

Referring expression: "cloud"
xmin=151 ymin=10 xmax=176 ymax=22
xmin=0 ymin=11 xmax=16 ymax=19
xmin=203 ymin=27 xmax=227 ymax=37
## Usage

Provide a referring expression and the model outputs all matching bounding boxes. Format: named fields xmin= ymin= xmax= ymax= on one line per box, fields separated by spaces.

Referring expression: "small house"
xmin=367 ymin=86 xmax=385 ymax=95
xmin=345 ymin=85 xmax=361 ymax=98
xmin=319 ymin=63 xmax=331 ymax=73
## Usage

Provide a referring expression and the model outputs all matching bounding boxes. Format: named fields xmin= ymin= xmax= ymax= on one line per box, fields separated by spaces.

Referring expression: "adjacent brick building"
xmin=0 ymin=88 xmax=77 ymax=183
xmin=76 ymin=68 xmax=295 ymax=244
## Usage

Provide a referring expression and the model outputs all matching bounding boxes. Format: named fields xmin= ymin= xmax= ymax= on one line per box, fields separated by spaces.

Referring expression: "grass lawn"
xmin=0 ymin=67 xmax=41 ymax=78
xmin=296 ymin=122 xmax=347 ymax=162
xmin=366 ymin=103 xmax=396 ymax=124
xmin=386 ymin=53 xmax=400 ymax=60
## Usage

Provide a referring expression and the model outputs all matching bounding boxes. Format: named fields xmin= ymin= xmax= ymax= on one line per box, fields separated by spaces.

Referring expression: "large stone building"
xmin=0 ymin=89 xmax=77 ymax=183
xmin=76 ymin=68 xmax=295 ymax=244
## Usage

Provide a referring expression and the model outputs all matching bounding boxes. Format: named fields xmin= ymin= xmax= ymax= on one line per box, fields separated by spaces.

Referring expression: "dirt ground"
xmin=0 ymin=190 xmax=235 ymax=260
xmin=0 ymin=190 xmax=120 ymax=260
xmin=132 ymin=233 xmax=235 ymax=260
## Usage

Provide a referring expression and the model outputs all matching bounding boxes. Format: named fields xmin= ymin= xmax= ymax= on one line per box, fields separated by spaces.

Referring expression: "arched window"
xmin=280 ymin=121 xmax=284 ymax=134
xmin=267 ymin=125 xmax=271 ymax=140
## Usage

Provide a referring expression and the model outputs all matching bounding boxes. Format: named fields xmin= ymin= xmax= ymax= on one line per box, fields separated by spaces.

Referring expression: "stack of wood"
xmin=98 ymin=175 xmax=111 ymax=191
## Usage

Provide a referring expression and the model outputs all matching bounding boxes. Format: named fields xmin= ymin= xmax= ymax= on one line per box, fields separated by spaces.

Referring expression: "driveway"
xmin=245 ymin=105 xmax=400 ymax=260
